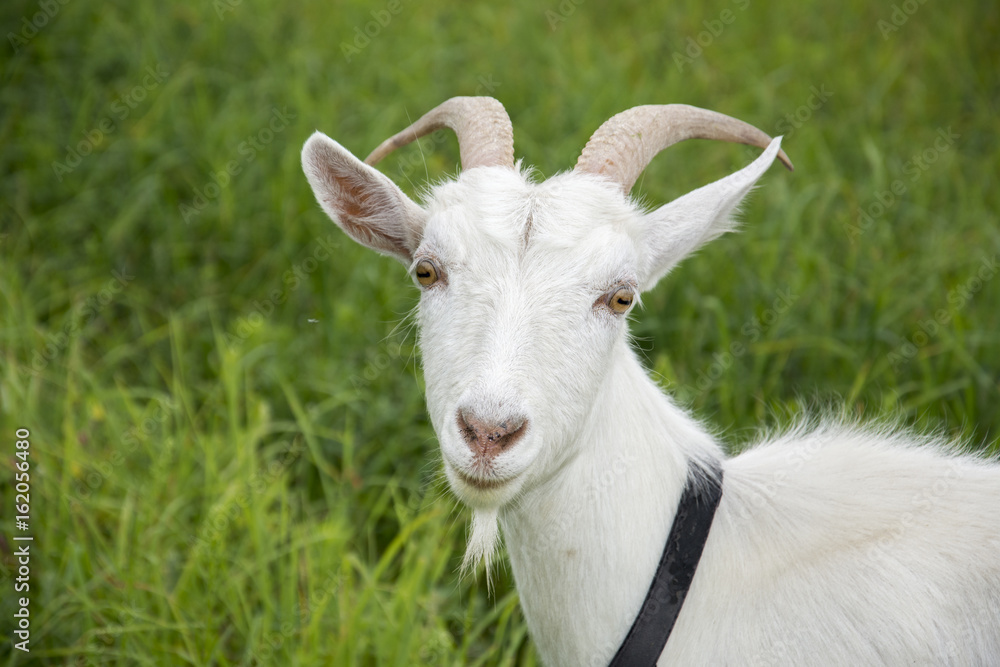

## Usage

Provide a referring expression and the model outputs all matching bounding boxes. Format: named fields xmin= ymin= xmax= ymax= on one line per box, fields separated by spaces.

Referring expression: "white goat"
xmin=301 ymin=97 xmax=1000 ymax=666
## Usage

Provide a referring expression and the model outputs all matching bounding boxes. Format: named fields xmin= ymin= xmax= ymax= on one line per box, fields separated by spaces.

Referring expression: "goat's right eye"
xmin=608 ymin=285 xmax=635 ymax=314
xmin=414 ymin=259 xmax=441 ymax=287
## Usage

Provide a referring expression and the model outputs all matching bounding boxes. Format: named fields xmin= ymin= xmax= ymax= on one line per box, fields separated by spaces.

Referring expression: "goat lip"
xmin=454 ymin=468 xmax=511 ymax=491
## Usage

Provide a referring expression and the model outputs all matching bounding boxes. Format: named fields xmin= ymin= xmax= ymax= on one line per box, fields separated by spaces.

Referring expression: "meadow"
xmin=1 ymin=0 xmax=998 ymax=663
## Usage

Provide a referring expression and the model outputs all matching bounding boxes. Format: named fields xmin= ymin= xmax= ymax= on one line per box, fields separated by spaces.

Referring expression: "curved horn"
xmin=575 ymin=104 xmax=794 ymax=194
xmin=364 ymin=97 xmax=515 ymax=170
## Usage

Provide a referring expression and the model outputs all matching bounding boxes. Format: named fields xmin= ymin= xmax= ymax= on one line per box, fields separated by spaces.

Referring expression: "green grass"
xmin=1 ymin=0 xmax=998 ymax=663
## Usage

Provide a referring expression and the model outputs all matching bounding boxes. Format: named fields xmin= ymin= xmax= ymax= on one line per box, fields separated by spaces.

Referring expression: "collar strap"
xmin=609 ymin=459 xmax=724 ymax=666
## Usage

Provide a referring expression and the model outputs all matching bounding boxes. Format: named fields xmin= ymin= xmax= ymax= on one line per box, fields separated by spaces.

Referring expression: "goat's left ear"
xmin=302 ymin=131 xmax=427 ymax=265
xmin=637 ymin=137 xmax=784 ymax=291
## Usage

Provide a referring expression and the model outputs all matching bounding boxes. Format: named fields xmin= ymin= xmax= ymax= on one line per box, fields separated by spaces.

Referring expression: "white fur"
xmin=301 ymin=129 xmax=1000 ymax=666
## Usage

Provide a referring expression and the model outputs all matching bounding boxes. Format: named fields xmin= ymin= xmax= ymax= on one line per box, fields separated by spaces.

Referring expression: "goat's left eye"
xmin=414 ymin=259 xmax=441 ymax=287
xmin=607 ymin=286 xmax=634 ymax=314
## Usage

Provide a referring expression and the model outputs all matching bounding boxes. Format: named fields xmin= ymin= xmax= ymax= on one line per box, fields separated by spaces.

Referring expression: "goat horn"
xmin=575 ymin=104 xmax=794 ymax=194
xmin=364 ymin=96 xmax=515 ymax=170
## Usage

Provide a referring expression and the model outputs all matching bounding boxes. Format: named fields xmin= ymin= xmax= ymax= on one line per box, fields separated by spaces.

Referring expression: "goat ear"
xmin=301 ymin=131 xmax=426 ymax=264
xmin=637 ymin=137 xmax=784 ymax=290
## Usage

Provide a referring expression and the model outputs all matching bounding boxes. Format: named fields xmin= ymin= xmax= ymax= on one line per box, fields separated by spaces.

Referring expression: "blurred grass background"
xmin=1 ymin=0 xmax=998 ymax=663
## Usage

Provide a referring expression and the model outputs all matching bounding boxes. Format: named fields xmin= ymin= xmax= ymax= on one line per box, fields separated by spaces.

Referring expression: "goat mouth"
xmin=454 ymin=468 xmax=511 ymax=491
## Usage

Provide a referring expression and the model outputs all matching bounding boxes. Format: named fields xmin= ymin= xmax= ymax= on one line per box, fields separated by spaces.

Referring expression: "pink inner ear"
xmin=330 ymin=183 xmax=367 ymax=219
xmin=303 ymin=132 xmax=425 ymax=262
xmin=314 ymin=151 xmax=374 ymax=220
xmin=310 ymin=145 xmax=412 ymax=258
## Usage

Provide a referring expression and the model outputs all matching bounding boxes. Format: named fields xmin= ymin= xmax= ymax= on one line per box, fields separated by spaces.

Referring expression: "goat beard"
xmin=462 ymin=508 xmax=500 ymax=582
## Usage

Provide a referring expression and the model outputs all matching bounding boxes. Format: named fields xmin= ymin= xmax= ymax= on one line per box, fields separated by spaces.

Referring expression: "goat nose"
xmin=456 ymin=408 xmax=528 ymax=459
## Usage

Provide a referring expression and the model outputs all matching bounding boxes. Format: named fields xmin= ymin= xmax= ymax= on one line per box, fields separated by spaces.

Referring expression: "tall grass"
xmin=1 ymin=0 xmax=997 ymax=663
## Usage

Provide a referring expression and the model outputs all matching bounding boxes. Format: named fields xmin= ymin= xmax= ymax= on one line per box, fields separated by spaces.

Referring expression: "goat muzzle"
xmin=456 ymin=408 xmax=529 ymax=461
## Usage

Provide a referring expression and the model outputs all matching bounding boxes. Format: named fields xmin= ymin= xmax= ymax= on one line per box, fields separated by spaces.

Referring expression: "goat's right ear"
xmin=301 ymin=131 xmax=427 ymax=265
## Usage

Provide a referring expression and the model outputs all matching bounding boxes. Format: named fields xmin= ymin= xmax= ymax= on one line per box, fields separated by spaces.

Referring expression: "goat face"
xmin=412 ymin=167 xmax=643 ymax=509
xmin=301 ymin=98 xmax=786 ymax=532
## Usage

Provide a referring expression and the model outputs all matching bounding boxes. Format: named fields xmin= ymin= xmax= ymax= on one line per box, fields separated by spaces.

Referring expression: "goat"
xmin=301 ymin=97 xmax=1000 ymax=666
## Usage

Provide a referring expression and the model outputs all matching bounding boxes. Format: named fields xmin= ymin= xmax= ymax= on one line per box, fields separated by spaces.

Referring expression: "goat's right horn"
xmin=365 ymin=96 xmax=515 ymax=171
xmin=575 ymin=104 xmax=794 ymax=194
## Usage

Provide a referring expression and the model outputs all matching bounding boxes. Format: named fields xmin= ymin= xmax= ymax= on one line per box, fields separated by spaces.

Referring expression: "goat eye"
xmin=608 ymin=286 xmax=634 ymax=314
xmin=414 ymin=259 xmax=440 ymax=287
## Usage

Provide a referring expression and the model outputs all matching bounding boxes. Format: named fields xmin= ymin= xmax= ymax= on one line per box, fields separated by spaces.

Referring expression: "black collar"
xmin=608 ymin=459 xmax=724 ymax=666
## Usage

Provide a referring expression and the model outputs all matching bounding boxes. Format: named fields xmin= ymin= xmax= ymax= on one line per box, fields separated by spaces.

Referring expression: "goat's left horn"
xmin=575 ymin=104 xmax=794 ymax=194
xmin=365 ymin=96 xmax=515 ymax=170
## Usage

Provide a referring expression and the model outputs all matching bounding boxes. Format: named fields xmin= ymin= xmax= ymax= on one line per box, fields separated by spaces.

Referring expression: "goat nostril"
xmin=456 ymin=409 xmax=528 ymax=458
